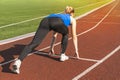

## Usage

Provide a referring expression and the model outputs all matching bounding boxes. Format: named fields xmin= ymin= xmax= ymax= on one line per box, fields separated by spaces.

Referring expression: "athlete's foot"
xmin=12 ymin=65 xmax=20 ymax=74
xmin=12 ymin=59 xmax=21 ymax=74
xmin=74 ymin=53 xmax=80 ymax=59
xmin=76 ymin=56 xmax=80 ymax=59
xmin=60 ymin=54 xmax=69 ymax=61
xmin=48 ymin=49 xmax=55 ymax=55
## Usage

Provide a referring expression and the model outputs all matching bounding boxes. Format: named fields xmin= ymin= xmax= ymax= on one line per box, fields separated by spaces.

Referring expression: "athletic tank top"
xmin=47 ymin=14 xmax=71 ymax=27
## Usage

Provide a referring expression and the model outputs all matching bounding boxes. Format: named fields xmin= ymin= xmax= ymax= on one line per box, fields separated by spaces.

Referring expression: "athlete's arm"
xmin=49 ymin=32 xmax=58 ymax=55
xmin=70 ymin=16 xmax=80 ymax=58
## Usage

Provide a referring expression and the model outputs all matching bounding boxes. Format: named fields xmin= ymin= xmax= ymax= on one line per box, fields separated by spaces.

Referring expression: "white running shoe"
xmin=60 ymin=54 xmax=69 ymax=61
xmin=12 ymin=59 xmax=21 ymax=74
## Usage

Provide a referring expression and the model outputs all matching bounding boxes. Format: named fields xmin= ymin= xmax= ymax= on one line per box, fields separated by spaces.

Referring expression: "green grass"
xmin=0 ymin=0 xmax=112 ymax=40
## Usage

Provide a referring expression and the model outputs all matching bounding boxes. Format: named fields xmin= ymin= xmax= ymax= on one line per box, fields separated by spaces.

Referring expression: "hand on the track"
xmin=74 ymin=51 xmax=80 ymax=59
xmin=48 ymin=49 xmax=55 ymax=55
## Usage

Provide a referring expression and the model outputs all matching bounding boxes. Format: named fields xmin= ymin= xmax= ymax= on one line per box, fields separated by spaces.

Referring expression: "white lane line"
xmin=0 ymin=0 xmax=115 ymax=66
xmin=0 ymin=32 xmax=35 ymax=46
xmin=72 ymin=45 xmax=120 ymax=80
xmin=0 ymin=59 xmax=17 ymax=66
xmin=80 ymin=21 xmax=120 ymax=25
xmin=0 ymin=16 xmax=45 ymax=29
xmin=35 ymin=52 xmax=100 ymax=62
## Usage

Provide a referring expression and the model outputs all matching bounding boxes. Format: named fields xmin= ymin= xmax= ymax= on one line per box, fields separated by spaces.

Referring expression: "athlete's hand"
xmin=48 ymin=48 xmax=55 ymax=55
xmin=74 ymin=51 xmax=80 ymax=59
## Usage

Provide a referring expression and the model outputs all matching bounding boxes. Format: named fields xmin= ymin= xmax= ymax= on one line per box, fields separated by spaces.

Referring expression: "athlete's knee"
xmin=63 ymin=34 xmax=68 ymax=39
xmin=53 ymin=33 xmax=58 ymax=37
xmin=61 ymin=34 xmax=68 ymax=44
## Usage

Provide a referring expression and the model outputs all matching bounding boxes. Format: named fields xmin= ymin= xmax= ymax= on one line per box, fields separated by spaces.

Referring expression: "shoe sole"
xmin=12 ymin=65 xmax=19 ymax=74
xmin=60 ymin=57 xmax=69 ymax=62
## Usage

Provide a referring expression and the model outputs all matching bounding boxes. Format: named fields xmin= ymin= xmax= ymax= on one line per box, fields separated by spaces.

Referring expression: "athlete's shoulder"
xmin=70 ymin=16 xmax=76 ymax=23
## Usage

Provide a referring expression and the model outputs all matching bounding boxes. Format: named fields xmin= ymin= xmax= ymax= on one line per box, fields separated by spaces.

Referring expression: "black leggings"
xmin=18 ymin=18 xmax=69 ymax=61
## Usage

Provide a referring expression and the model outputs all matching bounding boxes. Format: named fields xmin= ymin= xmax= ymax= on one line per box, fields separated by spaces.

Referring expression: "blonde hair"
xmin=65 ymin=6 xmax=74 ymax=14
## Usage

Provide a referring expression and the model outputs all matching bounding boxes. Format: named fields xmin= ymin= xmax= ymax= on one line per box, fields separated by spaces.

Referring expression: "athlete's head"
xmin=65 ymin=6 xmax=75 ymax=16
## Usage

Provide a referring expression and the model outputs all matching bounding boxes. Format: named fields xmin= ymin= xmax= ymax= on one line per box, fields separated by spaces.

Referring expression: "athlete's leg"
xmin=18 ymin=18 xmax=50 ymax=61
xmin=48 ymin=18 xmax=69 ymax=61
xmin=12 ymin=18 xmax=50 ymax=74
xmin=49 ymin=32 xmax=57 ymax=55
xmin=61 ymin=34 xmax=68 ymax=54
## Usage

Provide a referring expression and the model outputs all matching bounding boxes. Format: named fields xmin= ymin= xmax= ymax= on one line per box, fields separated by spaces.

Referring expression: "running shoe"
xmin=60 ymin=54 xmax=69 ymax=61
xmin=12 ymin=59 xmax=21 ymax=74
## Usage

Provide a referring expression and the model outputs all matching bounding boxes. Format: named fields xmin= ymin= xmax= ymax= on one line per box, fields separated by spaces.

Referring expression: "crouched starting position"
xmin=12 ymin=6 xmax=79 ymax=74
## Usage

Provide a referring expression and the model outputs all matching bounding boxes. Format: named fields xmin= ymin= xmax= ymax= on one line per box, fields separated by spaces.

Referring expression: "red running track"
xmin=0 ymin=0 xmax=120 ymax=80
